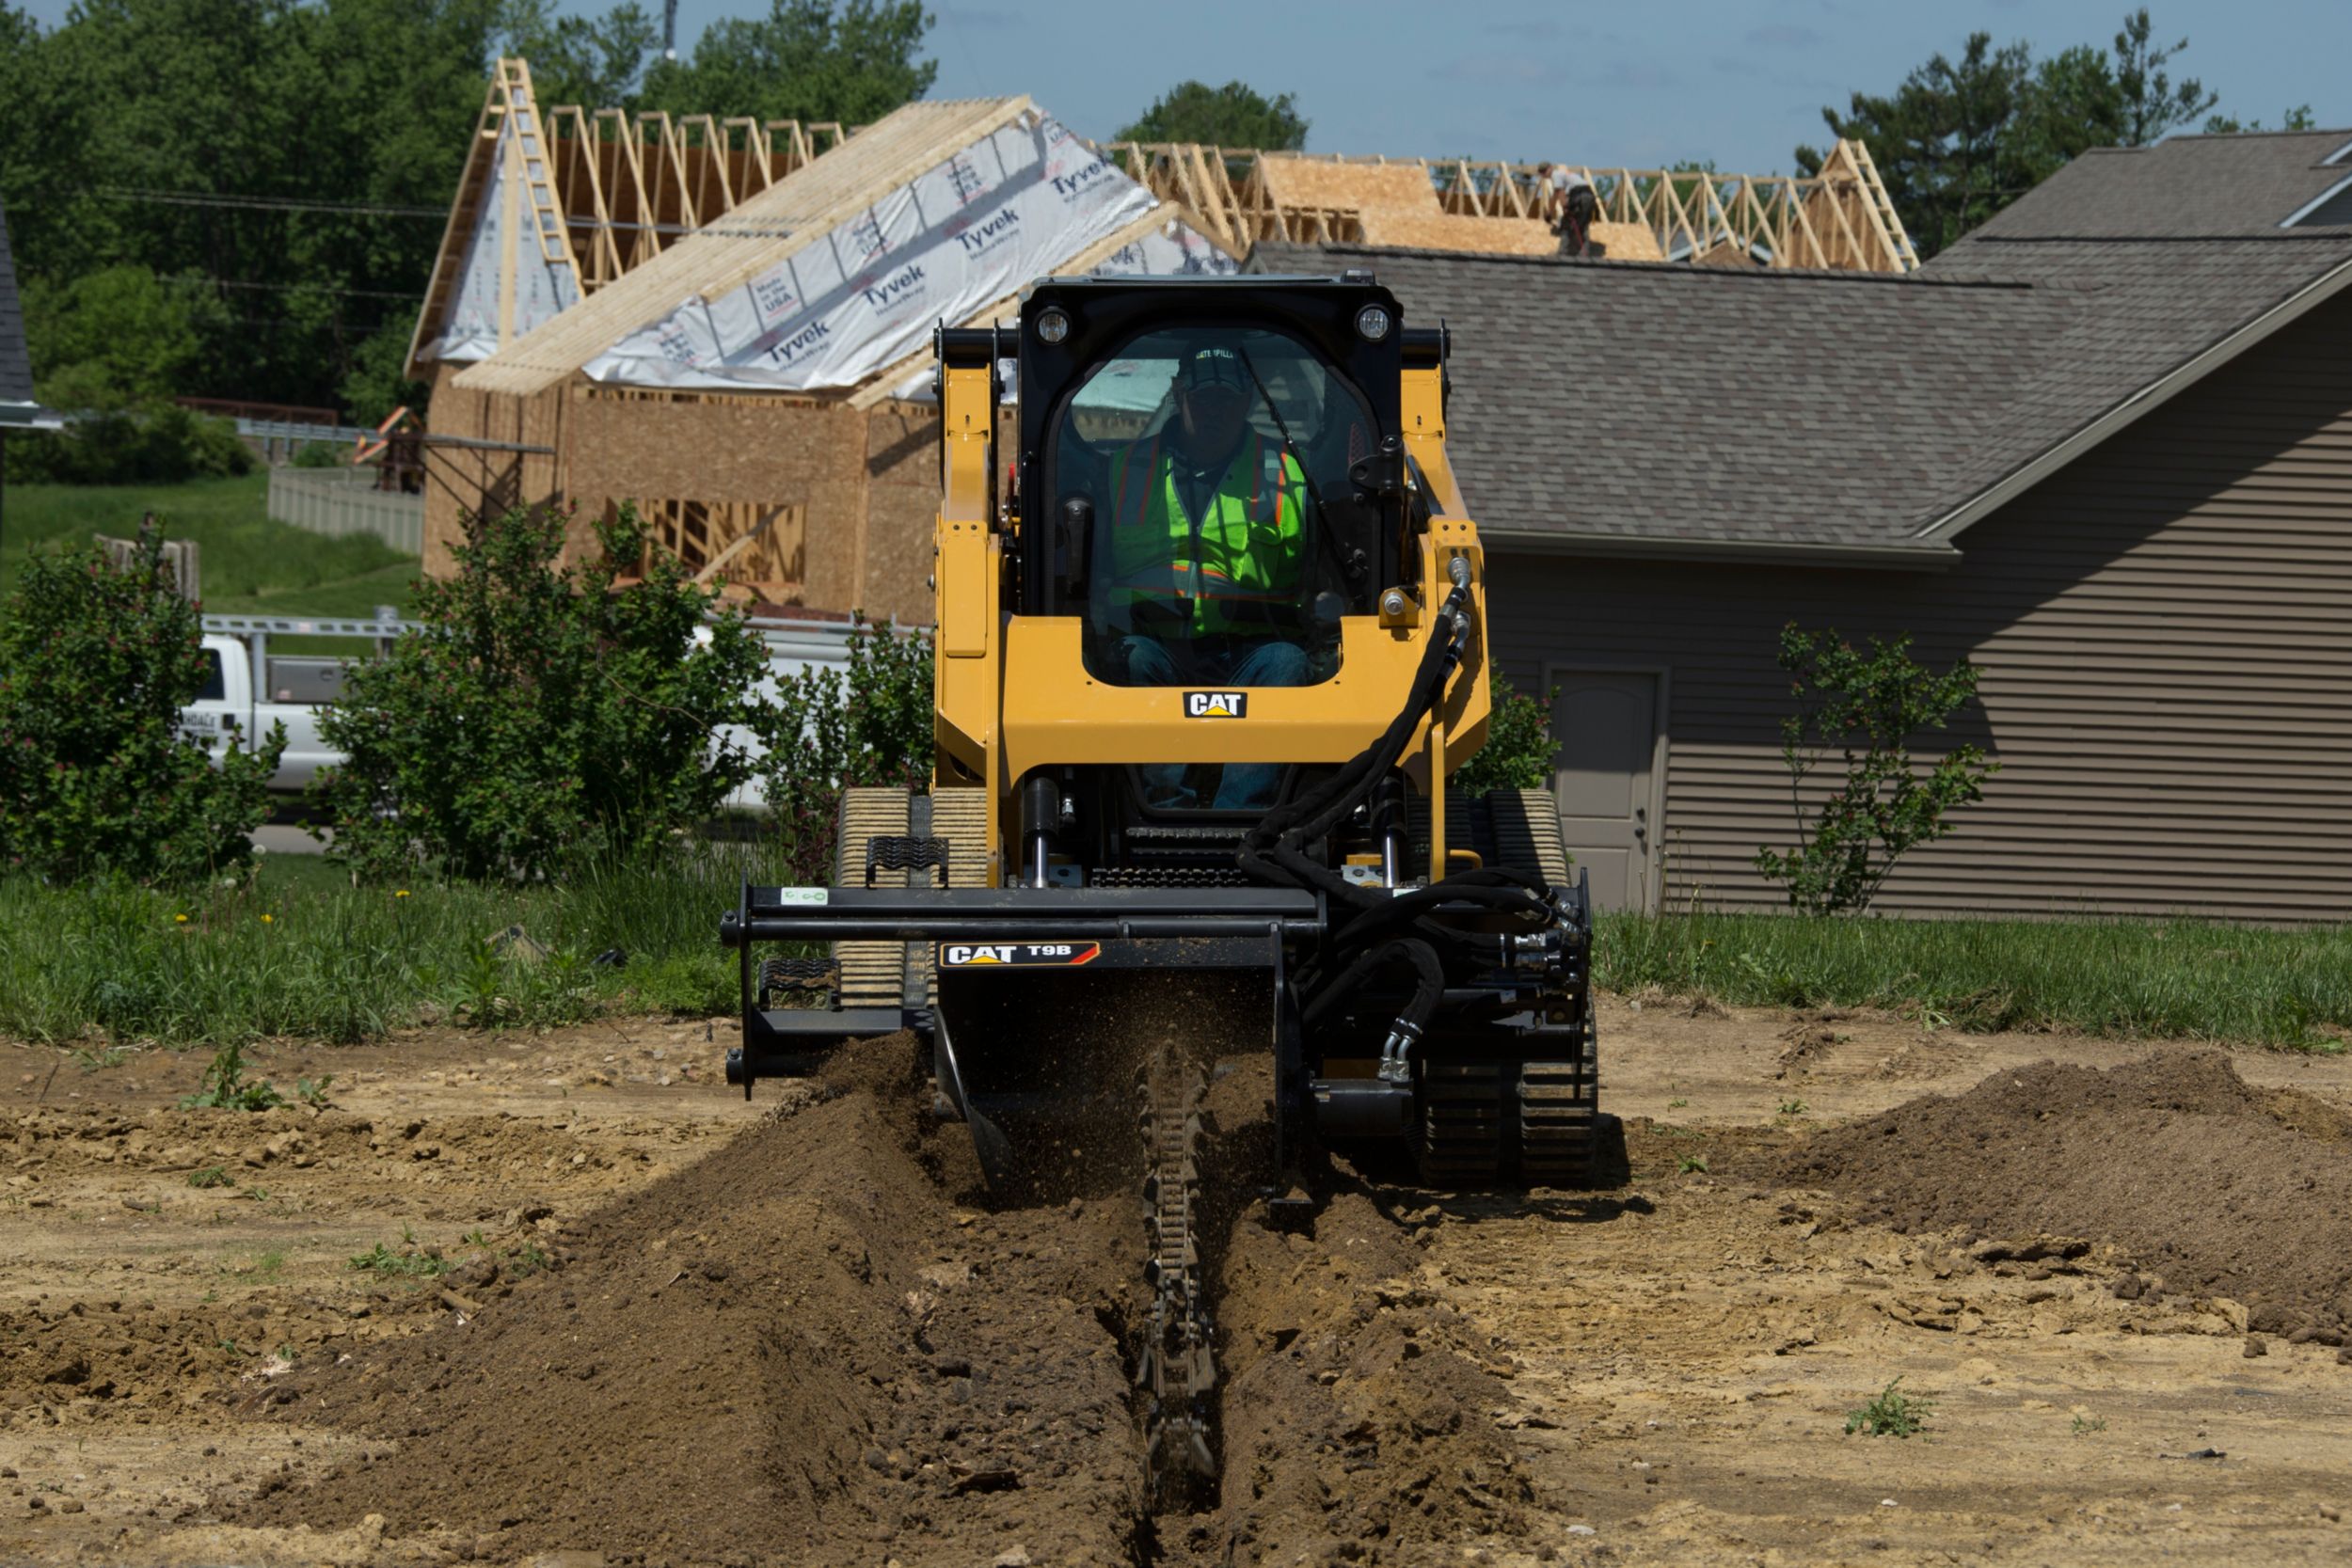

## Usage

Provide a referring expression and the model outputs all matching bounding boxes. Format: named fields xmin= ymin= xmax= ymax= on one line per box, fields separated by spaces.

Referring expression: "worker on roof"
xmin=1105 ymin=341 xmax=1310 ymax=809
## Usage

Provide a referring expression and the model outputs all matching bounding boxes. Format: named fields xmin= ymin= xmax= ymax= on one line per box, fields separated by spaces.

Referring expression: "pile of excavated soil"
xmin=1777 ymin=1049 xmax=2352 ymax=1341
xmin=232 ymin=1033 xmax=1546 ymax=1566
xmin=237 ymin=1035 xmax=1146 ymax=1567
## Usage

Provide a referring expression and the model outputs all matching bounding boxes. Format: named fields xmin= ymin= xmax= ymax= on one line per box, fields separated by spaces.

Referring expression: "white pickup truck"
xmin=181 ymin=633 xmax=347 ymax=793
xmin=182 ymin=612 xmax=861 ymax=800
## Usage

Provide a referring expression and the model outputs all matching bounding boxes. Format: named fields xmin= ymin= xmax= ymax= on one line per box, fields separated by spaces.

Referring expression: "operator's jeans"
xmin=1116 ymin=636 xmax=1311 ymax=810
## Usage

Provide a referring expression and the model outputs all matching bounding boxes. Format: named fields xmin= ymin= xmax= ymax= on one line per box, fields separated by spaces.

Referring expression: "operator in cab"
xmin=1104 ymin=342 xmax=1310 ymax=810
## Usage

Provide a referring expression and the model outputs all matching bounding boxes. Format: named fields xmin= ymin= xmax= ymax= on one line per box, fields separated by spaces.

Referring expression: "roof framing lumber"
xmin=408 ymin=58 xmax=858 ymax=374
xmin=1103 ymin=138 xmax=1918 ymax=272
xmin=453 ymin=97 xmax=1034 ymax=398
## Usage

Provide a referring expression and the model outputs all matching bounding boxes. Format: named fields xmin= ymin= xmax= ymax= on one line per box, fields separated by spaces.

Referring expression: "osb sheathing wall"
xmin=420 ymin=361 xmax=570 ymax=576
xmin=559 ymin=388 xmax=938 ymax=626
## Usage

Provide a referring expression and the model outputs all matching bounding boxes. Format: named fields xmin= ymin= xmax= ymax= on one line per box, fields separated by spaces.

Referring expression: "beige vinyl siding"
xmin=1486 ymin=290 xmax=2352 ymax=922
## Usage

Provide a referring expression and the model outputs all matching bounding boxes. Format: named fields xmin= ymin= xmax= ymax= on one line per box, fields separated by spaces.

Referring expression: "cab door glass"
xmin=1048 ymin=326 xmax=1381 ymax=688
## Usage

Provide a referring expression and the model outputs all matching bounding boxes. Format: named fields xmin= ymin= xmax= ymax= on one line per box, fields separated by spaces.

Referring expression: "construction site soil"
xmin=3 ymin=998 xmax=2349 ymax=1567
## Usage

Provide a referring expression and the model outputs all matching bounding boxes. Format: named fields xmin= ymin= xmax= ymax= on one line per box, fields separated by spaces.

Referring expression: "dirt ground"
xmin=2 ymin=996 xmax=2348 ymax=1566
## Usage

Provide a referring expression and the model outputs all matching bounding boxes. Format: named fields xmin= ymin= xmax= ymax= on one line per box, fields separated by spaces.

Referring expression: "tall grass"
xmin=1597 ymin=911 xmax=2352 ymax=1050
xmin=0 ymin=845 xmax=781 ymax=1047
xmin=9 ymin=855 xmax=2346 ymax=1053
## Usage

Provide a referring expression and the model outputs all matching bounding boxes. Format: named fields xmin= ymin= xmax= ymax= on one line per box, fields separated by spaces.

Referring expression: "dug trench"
xmin=228 ymin=1033 xmax=1536 ymax=1566
xmin=8 ymin=1010 xmax=2352 ymax=1565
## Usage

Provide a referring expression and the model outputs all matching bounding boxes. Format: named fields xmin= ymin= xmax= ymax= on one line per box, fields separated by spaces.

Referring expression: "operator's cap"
xmin=1174 ymin=344 xmax=1248 ymax=397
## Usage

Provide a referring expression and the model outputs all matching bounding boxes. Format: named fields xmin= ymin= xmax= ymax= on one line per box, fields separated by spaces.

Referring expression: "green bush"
xmin=0 ymin=527 xmax=281 ymax=884
xmin=755 ymin=614 xmax=934 ymax=886
xmin=310 ymin=502 xmax=774 ymax=881
xmin=1456 ymin=659 xmax=1558 ymax=798
xmin=8 ymin=265 xmax=254 ymax=486
xmin=1755 ymin=624 xmax=1997 ymax=914
xmin=6 ymin=398 xmax=256 ymax=486
xmin=290 ymin=440 xmax=345 ymax=468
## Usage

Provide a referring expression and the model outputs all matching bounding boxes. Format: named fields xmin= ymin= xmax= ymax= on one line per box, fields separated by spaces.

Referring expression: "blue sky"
xmin=21 ymin=1 xmax=2348 ymax=172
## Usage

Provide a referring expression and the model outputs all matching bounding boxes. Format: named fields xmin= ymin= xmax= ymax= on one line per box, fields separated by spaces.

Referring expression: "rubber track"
xmin=1414 ymin=788 xmax=1602 ymax=1188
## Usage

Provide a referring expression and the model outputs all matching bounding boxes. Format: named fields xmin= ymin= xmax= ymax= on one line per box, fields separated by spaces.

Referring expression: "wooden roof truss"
xmin=1104 ymin=137 xmax=1918 ymax=272
xmin=409 ymin=57 xmax=855 ymax=372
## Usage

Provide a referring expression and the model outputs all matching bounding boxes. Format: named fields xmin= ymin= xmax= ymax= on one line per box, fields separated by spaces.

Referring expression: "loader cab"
xmin=1013 ymin=277 xmax=1412 ymax=690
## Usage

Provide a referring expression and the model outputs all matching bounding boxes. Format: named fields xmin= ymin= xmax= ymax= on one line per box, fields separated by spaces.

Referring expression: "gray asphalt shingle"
xmin=0 ymin=198 xmax=36 ymax=411
xmin=1969 ymin=130 xmax=2352 ymax=239
xmin=1250 ymin=133 xmax=2352 ymax=554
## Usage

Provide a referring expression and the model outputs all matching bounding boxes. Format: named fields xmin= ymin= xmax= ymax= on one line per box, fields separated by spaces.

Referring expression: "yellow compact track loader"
xmin=720 ymin=273 xmax=1598 ymax=1493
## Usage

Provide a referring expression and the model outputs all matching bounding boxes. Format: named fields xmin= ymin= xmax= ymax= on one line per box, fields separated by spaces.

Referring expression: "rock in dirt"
xmin=1777 ymin=1051 xmax=2352 ymax=1340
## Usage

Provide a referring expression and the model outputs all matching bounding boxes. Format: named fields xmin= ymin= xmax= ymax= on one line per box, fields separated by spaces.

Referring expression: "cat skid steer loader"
xmin=720 ymin=273 xmax=1597 ymax=1497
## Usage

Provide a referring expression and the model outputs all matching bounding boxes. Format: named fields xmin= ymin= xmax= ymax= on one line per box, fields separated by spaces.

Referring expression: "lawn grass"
xmin=1597 ymin=910 xmax=2352 ymax=1051
xmin=0 ymin=845 xmax=785 ymax=1047
xmin=7 ymin=841 xmax=2344 ymax=1052
xmin=0 ymin=475 xmax=421 ymax=648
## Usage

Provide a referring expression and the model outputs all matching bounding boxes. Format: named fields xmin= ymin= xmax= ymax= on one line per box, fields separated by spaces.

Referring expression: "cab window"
xmin=1047 ymin=325 xmax=1379 ymax=688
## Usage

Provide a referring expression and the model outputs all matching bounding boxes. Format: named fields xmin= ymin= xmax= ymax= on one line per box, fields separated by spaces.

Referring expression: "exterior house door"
xmin=1547 ymin=669 xmax=1662 ymax=912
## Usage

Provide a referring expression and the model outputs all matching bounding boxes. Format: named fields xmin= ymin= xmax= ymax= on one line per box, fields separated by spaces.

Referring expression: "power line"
xmin=146 ymin=273 xmax=426 ymax=303
xmin=91 ymin=186 xmax=448 ymax=219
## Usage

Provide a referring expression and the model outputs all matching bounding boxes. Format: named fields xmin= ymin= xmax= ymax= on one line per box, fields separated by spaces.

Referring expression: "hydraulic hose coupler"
xmin=1503 ymin=930 xmax=1563 ymax=975
xmin=1376 ymin=1017 xmax=1423 ymax=1084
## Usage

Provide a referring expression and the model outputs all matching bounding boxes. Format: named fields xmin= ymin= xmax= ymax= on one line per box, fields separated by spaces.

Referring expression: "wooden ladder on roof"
xmin=497 ymin=58 xmax=573 ymax=269
xmin=1841 ymin=138 xmax=1920 ymax=273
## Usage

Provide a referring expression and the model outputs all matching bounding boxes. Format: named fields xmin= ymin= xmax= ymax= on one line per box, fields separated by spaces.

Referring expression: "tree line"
xmin=0 ymin=0 xmax=2311 ymax=474
xmin=0 ymin=0 xmax=938 ymax=451
xmin=1797 ymin=8 xmax=2313 ymax=258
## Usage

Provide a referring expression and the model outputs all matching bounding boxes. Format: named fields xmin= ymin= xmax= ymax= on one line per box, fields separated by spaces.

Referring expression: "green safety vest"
xmin=1105 ymin=431 xmax=1306 ymax=635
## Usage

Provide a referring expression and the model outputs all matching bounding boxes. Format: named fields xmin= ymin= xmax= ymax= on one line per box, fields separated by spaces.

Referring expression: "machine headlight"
xmin=1036 ymin=307 xmax=1072 ymax=345
xmin=1355 ymin=304 xmax=1392 ymax=341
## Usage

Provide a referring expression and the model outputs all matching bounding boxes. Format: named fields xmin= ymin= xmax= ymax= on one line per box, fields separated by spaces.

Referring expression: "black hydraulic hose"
xmin=1240 ymin=577 xmax=1465 ymax=883
xmin=1301 ymin=936 xmax=1443 ymax=1031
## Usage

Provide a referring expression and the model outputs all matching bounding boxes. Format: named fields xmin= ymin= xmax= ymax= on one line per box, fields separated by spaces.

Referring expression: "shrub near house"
xmin=310 ymin=502 xmax=774 ymax=882
xmin=0 ymin=530 xmax=280 ymax=884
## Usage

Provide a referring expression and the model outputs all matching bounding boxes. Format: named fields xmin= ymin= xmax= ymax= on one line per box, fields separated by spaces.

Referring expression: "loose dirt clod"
xmin=1778 ymin=1050 xmax=2352 ymax=1340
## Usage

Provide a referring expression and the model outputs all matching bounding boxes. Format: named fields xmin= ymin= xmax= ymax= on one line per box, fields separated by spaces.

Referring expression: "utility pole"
xmin=663 ymin=0 xmax=679 ymax=59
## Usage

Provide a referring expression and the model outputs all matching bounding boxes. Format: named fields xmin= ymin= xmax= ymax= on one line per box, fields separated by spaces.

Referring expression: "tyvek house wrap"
xmin=581 ymin=110 xmax=1171 ymax=393
xmin=428 ymin=112 xmax=581 ymax=362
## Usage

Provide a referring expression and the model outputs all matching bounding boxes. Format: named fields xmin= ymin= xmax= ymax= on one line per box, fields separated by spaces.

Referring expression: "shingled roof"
xmin=1967 ymin=129 xmax=2352 ymax=238
xmin=0 ymin=198 xmax=56 ymax=429
xmin=1249 ymin=134 xmax=2352 ymax=563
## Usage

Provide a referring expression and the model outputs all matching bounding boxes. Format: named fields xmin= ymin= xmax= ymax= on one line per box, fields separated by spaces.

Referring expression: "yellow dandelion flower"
xmin=395 ymin=890 xmax=411 ymax=898
xmin=174 ymin=913 xmax=189 ymax=925
xmin=260 ymin=913 xmax=275 ymax=925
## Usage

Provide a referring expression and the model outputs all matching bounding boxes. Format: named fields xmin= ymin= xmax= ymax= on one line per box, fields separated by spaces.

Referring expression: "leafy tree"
xmin=2 ymin=0 xmax=502 ymax=416
xmin=310 ymin=502 xmax=774 ymax=881
xmin=338 ymin=307 xmax=429 ymax=428
xmin=639 ymin=0 xmax=935 ymax=125
xmin=2107 ymin=7 xmax=2216 ymax=148
xmin=753 ymin=614 xmax=933 ymax=886
xmin=1116 ymin=80 xmax=1309 ymax=150
xmin=502 ymin=0 xmax=661 ymax=107
xmin=1798 ymin=9 xmax=2220 ymax=258
xmin=21 ymin=264 xmax=222 ymax=402
xmin=8 ymin=264 xmax=254 ymax=483
xmin=1799 ymin=31 xmax=2033 ymax=258
xmin=1755 ymin=625 xmax=1998 ymax=916
xmin=1456 ymin=661 xmax=1559 ymax=798
xmin=2202 ymin=104 xmax=2316 ymax=135
xmin=0 ymin=526 xmax=282 ymax=885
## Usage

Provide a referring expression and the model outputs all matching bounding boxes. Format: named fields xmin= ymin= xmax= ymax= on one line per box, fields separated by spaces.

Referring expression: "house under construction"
xmin=405 ymin=60 xmax=1916 ymax=616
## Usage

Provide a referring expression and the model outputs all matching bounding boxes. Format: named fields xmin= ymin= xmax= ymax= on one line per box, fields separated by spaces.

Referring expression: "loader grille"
xmin=1089 ymin=866 xmax=1254 ymax=889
